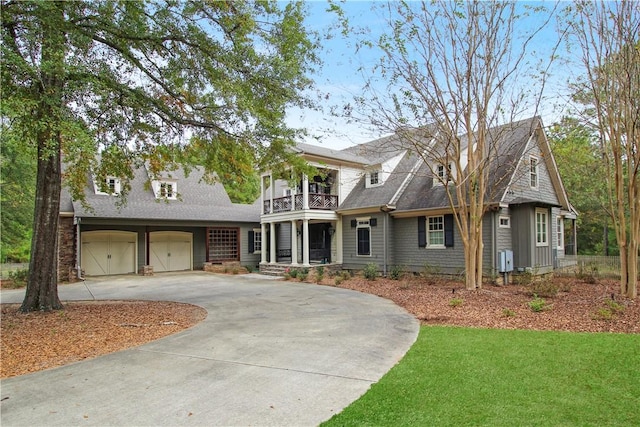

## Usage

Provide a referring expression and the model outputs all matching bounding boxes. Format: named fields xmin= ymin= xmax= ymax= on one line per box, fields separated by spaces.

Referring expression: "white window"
xmin=428 ymin=215 xmax=445 ymax=247
xmin=434 ymin=161 xmax=454 ymax=186
xmin=530 ymin=156 xmax=539 ymax=189
xmin=95 ymin=176 xmax=121 ymax=195
xmin=159 ymin=181 xmax=177 ymax=199
xmin=356 ymin=218 xmax=371 ymax=256
xmin=557 ymin=217 xmax=564 ymax=249
xmin=499 ymin=216 xmax=511 ymax=228
xmin=366 ymin=170 xmax=382 ymax=188
xmin=536 ymin=208 xmax=548 ymax=246
xmin=253 ymin=229 xmax=262 ymax=253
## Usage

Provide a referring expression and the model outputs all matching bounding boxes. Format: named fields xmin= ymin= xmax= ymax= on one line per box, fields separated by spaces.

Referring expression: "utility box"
xmin=499 ymin=250 xmax=514 ymax=273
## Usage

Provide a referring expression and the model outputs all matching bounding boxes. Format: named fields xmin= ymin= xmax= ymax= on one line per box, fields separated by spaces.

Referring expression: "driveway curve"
xmin=0 ymin=272 xmax=418 ymax=426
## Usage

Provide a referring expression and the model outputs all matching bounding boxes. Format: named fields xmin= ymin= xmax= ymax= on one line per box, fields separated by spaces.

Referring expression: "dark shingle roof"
xmin=70 ymin=165 xmax=259 ymax=223
xmin=394 ymin=117 xmax=540 ymax=212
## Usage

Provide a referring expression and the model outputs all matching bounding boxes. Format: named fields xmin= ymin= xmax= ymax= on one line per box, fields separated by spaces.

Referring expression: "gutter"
xmin=380 ymin=204 xmax=396 ymax=277
xmin=75 ymin=216 xmax=84 ymax=281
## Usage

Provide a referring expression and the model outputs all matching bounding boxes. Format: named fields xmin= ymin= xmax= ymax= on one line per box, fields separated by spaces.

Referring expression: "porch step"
xmin=259 ymin=264 xmax=290 ymax=276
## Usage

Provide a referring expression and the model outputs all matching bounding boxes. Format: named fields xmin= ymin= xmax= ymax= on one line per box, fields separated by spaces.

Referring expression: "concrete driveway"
xmin=0 ymin=272 xmax=418 ymax=426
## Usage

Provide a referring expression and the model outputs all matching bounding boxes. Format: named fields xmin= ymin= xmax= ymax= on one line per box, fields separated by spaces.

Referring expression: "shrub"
xmin=528 ymin=280 xmax=559 ymax=298
xmin=8 ymin=268 xmax=29 ymax=287
xmin=502 ymin=308 xmax=517 ymax=318
xmin=340 ymin=270 xmax=351 ymax=280
xmin=363 ymin=263 xmax=378 ymax=281
xmin=576 ymin=262 xmax=599 ymax=284
xmin=315 ymin=266 xmax=325 ymax=283
xmin=288 ymin=268 xmax=299 ymax=279
xmin=513 ymin=270 xmax=534 ymax=285
xmin=297 ymin=267 xmax=309 ymax=282
xmin=334 ymin=276 xmax=343 ymax=286
xmin=389 ymin=265 xmax=404 ymax=280
xmin=605 ymin=299 xmax=625 ymax=314
xmin=528 ymin=294 xmax=549 ymax=312
xmin=449 ymin=298 xmax=464 ymax=308
xmin=593 ymin=308 xmax=613 ymax=321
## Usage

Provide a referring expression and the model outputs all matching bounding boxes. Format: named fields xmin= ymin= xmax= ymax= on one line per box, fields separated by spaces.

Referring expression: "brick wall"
xmin=57 ymin=216 xmax=76 ymax=282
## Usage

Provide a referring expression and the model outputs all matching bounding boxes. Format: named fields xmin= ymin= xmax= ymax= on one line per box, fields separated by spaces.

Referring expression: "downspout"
xmin=75 ymin=217 xmax=84 ymax=281
xmin=491 ymin=210 xmax=496 ymax=280
xmin=380 ymin=204 xmax=396 ymax=277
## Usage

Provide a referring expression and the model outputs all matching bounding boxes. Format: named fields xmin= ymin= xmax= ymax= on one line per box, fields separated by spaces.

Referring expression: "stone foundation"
xmin=142 ymin=265 xmax=154 ymax=276
xmin=57 ymin=216 xmax=76 ymax=283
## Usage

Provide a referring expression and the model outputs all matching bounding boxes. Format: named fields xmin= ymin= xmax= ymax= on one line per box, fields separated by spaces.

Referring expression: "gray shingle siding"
xmin=504 ymin=141 xmax=560 ymax=206
xmin=341 ymin=213 xmax=387 ymax=270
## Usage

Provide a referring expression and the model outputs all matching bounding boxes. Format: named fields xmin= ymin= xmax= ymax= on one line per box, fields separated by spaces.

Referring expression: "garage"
xmin=81 ymin=231 xmax=137 ymax=276
xmin=149 ymin=231 xmax=193 ymax=272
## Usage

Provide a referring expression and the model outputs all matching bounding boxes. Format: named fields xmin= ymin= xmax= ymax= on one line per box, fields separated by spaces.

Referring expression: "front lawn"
xmin=323 ymin=326 xmax=640 ymax=427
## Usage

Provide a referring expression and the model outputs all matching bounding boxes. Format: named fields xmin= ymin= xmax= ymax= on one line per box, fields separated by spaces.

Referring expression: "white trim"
xmin=556 ymin=217 xmax=564 ymax=250
xmin=427 ymin=215 xmax=445 ymax=248
xmin=499 ymin=216 xmax=511 ymax=228
xmin=529 ymin=155 xmax=539 ymax=190
xmin=94 ymin=176 xmax=122 ymax=195
xmin=535 ymin=208 xmax=549 ymax=247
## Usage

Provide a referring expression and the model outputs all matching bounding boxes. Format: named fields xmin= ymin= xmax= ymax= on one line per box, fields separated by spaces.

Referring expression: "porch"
xmin=259 ymin=220 xmax=343 ymax=268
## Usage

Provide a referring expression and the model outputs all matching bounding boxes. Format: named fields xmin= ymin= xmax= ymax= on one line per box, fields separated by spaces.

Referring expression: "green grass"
xmin=323 ymin=326 xmax=640 ymax=427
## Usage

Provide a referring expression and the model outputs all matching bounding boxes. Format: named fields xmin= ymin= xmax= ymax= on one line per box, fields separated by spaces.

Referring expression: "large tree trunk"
xmin=20 ymin=1 xmax=65 ymax=312
xmin=21 ymin=144 xmax=63 ymax=312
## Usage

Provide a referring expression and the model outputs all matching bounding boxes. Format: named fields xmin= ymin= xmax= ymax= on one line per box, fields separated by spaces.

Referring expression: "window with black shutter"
xmin=418 ymin=216 xmax=426 ymax=247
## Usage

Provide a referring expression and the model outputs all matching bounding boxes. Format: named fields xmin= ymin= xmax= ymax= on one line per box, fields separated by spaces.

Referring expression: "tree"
xmin=0 ymin=124 xmax=36 ymax=262
xmin=565 ymin=1 xmax=639 ymax=298
xmin=1 ymin=0 xmax=319 ymax=311
xmin=343 ymin=1 xmax=555 ymax=289
xmin=548 ymin=117 xmax=613 ymax=255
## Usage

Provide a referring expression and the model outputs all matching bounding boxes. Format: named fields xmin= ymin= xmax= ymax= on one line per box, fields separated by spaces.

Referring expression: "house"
xmin=58 ymin=116 xmax=577 ymax=281
xmin=58 ymin=165 xmax=261 ymax=280
xmin=259 ymin=116 xmax=577 ymax=279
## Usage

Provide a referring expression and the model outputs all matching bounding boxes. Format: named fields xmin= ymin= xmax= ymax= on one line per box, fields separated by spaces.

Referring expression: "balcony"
xmin=263 ymin=193 xmax=338 ymax=214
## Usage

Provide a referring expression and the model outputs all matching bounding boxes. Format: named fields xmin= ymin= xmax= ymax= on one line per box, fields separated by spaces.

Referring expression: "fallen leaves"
xmin=1 ymin=300 xmax=206 ymax=378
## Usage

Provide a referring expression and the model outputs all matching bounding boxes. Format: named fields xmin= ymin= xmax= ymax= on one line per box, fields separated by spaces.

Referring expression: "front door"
xmin=308 ymin=223 xmax=331 ymax=263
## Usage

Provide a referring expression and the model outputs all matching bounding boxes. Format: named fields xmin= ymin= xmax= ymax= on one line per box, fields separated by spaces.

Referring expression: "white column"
xmin=302 ymin=219 xmax=310 ymax=266
xmin=336 ymin=219 xmax=343 ymax=264
xmin=269 ymin=175 xmax=274 ymax=213
xmin=302 ymin=174 xmax=309 ymax=210
xmin=260 ymin=223 xmax=267 ymax=264
xmin=269 ymin=222 xmax=276 ymax=264
xmin=290 ymin=220 xmax=298 ymax=265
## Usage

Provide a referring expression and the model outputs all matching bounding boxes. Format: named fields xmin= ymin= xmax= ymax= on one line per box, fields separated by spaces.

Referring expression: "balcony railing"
xmin=264 ymin=193 xmax=338 ymax=214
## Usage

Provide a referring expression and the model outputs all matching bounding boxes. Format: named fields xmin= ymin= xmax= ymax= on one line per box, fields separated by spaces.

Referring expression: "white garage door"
xmin=149 ymin=231 xmax=192 ymax=273
xmin=81 ymin=231 xmax=137 ymax=276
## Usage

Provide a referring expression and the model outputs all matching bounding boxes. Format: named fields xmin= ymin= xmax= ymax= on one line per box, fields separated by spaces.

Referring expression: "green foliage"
xmin=334 ymin=276 xmax=343 ymax=286
xmin=363 ymin=263 xmax=378 ymax=281
xmin=7 ymin=268 xmax=29 ymax=288
xmin=287 ymin=268 xmax=299 ymax=279
xmin=0 ymin=128 xmax=36 ymax=263
xmin=1 ymin=0 xmax=321 ymax=310
xmin=389 ymin=265 xmax=404 ymax=280
xmin=528 ymin=295 xmax=549 ymax=313
xmin=513 ymin=270 xmax=535 ymax=285
xmin=315 ymin=266 xmax=324 ymax=283
xmin=340 ymin=270 xmax=351 ymax=280
xmin=297 ymin=267 xmax=309 ymax=282
xmin=548 ymin=118 xmax=613 ymax=255
xmin=448 ymin=298 xmax=464 ymax=308
xmin=605 ymin=299 xmax=625 ymax=314
xmin=502 ymin=308 xmax=517 ymax=318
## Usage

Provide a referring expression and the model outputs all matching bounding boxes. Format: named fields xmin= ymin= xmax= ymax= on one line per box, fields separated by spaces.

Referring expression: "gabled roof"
xmin=294 ymin=142 xmax=367 ymax=165
xmin=340 ymin=133 xmax=409 ymax=165
xmin=69 ymin=165 xmax=259 ymax=223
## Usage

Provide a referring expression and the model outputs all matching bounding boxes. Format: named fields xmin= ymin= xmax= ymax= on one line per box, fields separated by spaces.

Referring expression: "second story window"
xmin=370 ymin=171 xmax=379 ymax=185
xmin=530 ymin=156 xmax=539 ymax=189
xmin=95 ymin=176 xmax=121 ymax=195
xmin=154 ymin=180 xmax=177 ymax=200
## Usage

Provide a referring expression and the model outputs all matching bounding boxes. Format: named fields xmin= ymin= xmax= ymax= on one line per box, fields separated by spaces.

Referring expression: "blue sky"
xmin=289 ymin=1 xmax=581 ymax=150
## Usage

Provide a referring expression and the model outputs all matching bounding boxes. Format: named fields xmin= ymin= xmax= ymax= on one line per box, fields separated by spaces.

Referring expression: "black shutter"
xmin=351 ymin=219 xmax=357 ymax=228
xmin=444 ymin=214 xmax=454 ymax=247
xmin=418 ymin=216 xmax=426 ymax=247
xmin=248 ymin=230 xmax=255 ymax=253
xmin=370 ymin=218 xmax=377 ymax=227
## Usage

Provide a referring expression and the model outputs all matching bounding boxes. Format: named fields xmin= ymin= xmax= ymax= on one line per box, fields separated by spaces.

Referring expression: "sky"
xmin=289 ymin=1 xmax=582 ymax=151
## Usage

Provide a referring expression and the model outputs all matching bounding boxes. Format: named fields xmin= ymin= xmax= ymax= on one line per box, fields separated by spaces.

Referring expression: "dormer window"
xmin=366 ymin=170 xmax=382 ymax=188
xmin=434 ymin=161 xmax=454 ymax=186
xmin=152 ymin=180 xmax=177 ymax=200
xmin=95 ymin=176 xmax=121 ymax=195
